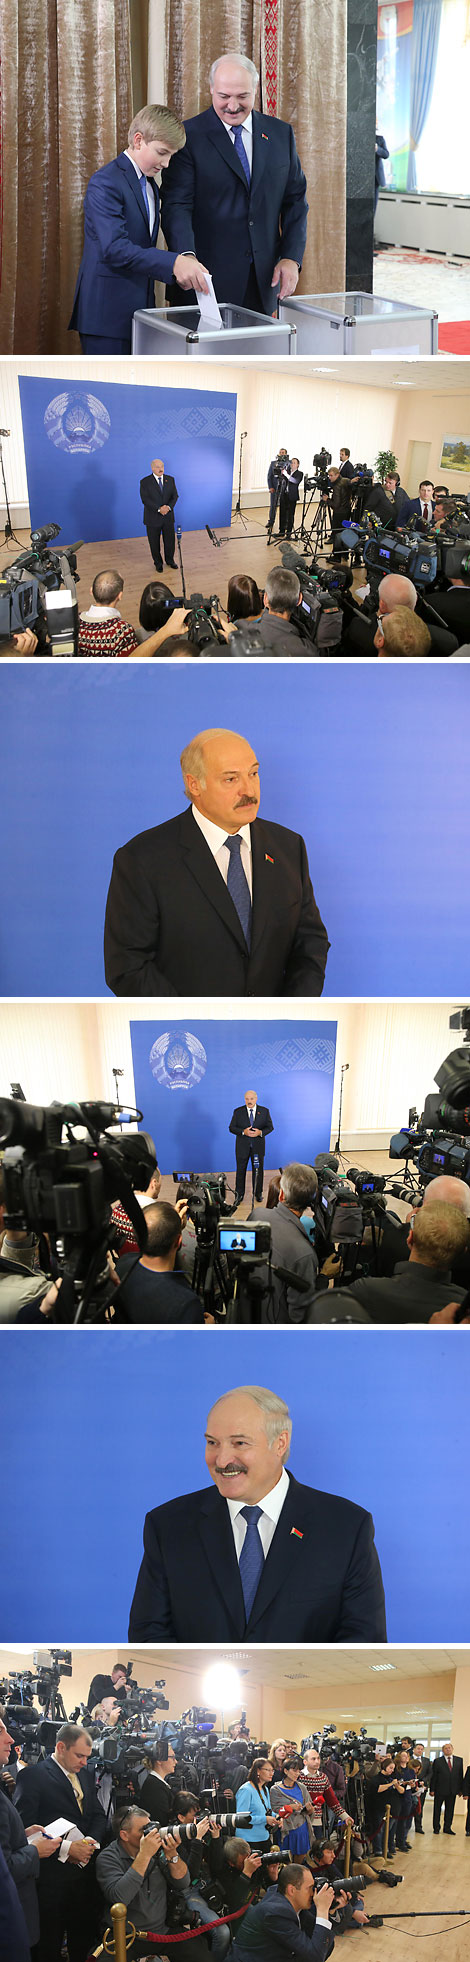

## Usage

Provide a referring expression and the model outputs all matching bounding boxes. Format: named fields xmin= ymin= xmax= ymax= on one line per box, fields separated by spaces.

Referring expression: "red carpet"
xmin=438 ymin=319 xmax=470 ymax=353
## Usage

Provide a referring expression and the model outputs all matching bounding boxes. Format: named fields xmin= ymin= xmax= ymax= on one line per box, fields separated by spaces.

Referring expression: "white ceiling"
xmin=240 ymin=358 xmax=470 ymax=394
xmin=126 ymin=1646 xmax=469 ymax=1688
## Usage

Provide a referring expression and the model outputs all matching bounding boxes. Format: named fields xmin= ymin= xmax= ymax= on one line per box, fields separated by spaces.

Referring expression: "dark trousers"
xmin=36 ymin=1866 xmax=101 ymax=1962
xmin=146 ymin=513 xmax=176 ymax=568
xmin=268 ymin=485 xmax=281 ymax=527
xmin=235 ymin=1142 xmax=265 ymax=1201
xmin=242 ymin=264 xmax=266 ymax=314
xmin=396 ymin=1795 xmax=413 ymax=1848
xmin=79 ymin=334 xmax=131 ymax=354
xmin=433 ymin=1792 xmax=456 ymax=1832
xmin=279 ymin=489 xmax=296 ymax=536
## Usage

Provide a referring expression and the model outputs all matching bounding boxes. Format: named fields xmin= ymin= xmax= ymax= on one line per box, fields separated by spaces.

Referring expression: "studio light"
xmin=202 ymin=1662 xmax=242 ymax=1712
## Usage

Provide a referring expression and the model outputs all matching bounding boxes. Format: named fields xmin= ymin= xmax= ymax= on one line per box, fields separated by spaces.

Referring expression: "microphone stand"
xmin=176 ymin=525 xmax=187 ymax=603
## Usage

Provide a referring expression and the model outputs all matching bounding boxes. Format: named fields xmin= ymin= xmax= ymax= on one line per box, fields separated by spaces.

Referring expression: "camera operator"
xmin=267 ymin=451 xmax=290 ymax=531
xmin=231 ymin=1862 xmax=336 ymax=1962
xmin=279 ymin=460 xmax=303 ymax=539
xmin=254 ymin=568 xmax=307 ymax=655
xmin=341 ymin=570 xmax=457 ymax=658
xmin=0 ymin=1170 xmax=55 ymax=1322
xmin=96 ymin=1806 xmax=211 ymax=1962
xmin=430 ymin=551 xmax=470 ymax=645
xmin=375 ymin=1173 xmax=470 ymax=1293
xmin=324 ymin=468 xmax=353 ymax=557
xmin=87 ymin=1663 xmax=130 ymax=1710
xmin=247 ymin=1164 xmax=319 ymax=1322
xmin=374 ymin=606 xmax=432 ymax=658
xmin=172 ymin=1794 xmax=230 ymax=1958
xmin=323 ymin=1201 xmax=469 ymax=1322
xmin=363 ymin=478 xmax=394 ymax=525
xmin=113 ymin=1201 xmax=208 ymax=1323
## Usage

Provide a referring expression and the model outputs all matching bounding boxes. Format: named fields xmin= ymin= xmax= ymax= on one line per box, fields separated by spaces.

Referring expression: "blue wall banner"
xmin=19 ymin=376 xmax=237 ymax=541
xmin=130 ymin=1019 xmax=337 ymax=1172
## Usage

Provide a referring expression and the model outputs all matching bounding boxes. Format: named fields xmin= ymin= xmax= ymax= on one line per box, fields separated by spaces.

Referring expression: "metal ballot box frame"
xmin=278 ymin=289 xmax=439 ymax=355
xmin=131 ymin=301 xmax=296 ymax=357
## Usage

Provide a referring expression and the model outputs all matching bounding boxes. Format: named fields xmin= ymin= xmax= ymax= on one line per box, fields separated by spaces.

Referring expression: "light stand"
xmin=335 ymin=1062 xmax=350 ymax=1160
xmin=0 ymin=430 xmax=22 ymax=549
xmin=112 ymin=1067 xmax=124 ymax=1126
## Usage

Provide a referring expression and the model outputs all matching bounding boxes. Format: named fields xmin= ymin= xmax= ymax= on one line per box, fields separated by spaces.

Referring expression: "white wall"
xmin=0 ymin=999 xmax=460 ymax=1155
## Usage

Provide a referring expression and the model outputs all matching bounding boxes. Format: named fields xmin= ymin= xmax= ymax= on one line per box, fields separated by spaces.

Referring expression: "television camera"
xmin=0 ymin=1650 xmax=74 ymax=1762
xmin=0 ymin=523 xmax=84 ymax=654
xmin=0 ymin=1094 xmax=157 ymax=1322
xmin=279 ymin=543 xmax=344 ymax=649
xmin=389 ymin=1006 xmax=470 ymax=1192
xmin=172 ymin=1172 xmax=233 ymax=1317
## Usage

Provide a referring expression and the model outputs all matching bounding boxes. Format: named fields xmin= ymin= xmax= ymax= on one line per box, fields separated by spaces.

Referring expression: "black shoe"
xmin=443 ymin=1829 xmax=456 ymax=1835
xmin=153 ymin=561 xmax=163 ymax=571
xmin=433 ymin=1830 xmax=441 ymax=1835
xmin=166 ymin=560 xmax=177 ymax=569
xmin=415 ymin=1827 xmax=424 ymax=1834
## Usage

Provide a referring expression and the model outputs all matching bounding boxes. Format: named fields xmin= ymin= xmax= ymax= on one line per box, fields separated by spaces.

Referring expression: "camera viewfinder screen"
xmin=219 ymin=1229 xmax=257 ymax=1252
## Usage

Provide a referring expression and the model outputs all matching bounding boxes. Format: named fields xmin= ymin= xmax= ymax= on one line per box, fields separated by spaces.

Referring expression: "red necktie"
xmin=423 ymin=503 xmax=429 ymax=522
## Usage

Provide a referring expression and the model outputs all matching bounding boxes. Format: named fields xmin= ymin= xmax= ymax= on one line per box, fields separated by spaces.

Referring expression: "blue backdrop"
xmin=0 ymin=1330 xmax=467 ymax=1642
xmin=19 ymin=376 xmax=236 ymax=540
xmin=130 ymin=1019 xmax=337 ymax=1172
xmin=1 ymin=663 xmax=469 ymax=996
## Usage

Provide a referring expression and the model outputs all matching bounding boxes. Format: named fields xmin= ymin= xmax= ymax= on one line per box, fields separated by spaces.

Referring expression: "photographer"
xmin=96 ymin=1807 xmax=211 ymax=1962
xmin=231 ymin=1862 xmax=336 ymax=1962
xmin=326 ymin=1201 xmax=469 ymax=1323
xmin=309 ymin=1846 xmax=370 ymax=1932
xmin=248 ymin=1164 xmax=319 ymax=1322
xmin=255 ymin=568 xmax=307 ymax=655
xmin=279 ymin=459 xmax=303 ymax=539
xmin=131 ymin=579 xmax=191 ymax=653
xmin=206 ymin=1835 xmax=281 ymax=1913
xmin=88 ymin=1663 xmax=130 ymax=1709
xmin=172 ymin=1794 xmax=230 ymax=1958
xmin=0 ymin=1171 xmax=55 ymax=1322
xmin=324 ymin=467 xmax=353 ymax=556
xmin=267 ymin=451 xmax=290 ymax=530
xmin=113 ymin=1201 xmax=208 ymax=1323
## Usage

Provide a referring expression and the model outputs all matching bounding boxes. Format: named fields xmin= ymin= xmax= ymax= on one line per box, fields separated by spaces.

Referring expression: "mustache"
xmin=235 ymin=796 xmax=258 ymax=807
xmin=214 ymin=1463 xmax=247 ymax=1475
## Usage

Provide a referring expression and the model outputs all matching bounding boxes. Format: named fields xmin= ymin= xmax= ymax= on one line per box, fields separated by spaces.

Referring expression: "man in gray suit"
xmin=248 ymin=1162 xmax=318 ymax=1321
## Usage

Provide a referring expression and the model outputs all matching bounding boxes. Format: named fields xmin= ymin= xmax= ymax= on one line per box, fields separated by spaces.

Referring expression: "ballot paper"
xmin=195 ymin=272 xmax=223 ymax=330
xmin=28 ymin=1817 xmax=100 ymax=1859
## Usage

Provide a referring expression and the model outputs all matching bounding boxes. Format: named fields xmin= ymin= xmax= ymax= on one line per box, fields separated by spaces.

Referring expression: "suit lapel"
xmin=178 ymin=810 xmax=249 ymax=954
xmin=250 ymin=820 xmax=281 ymax=956
xmin=250 ymin=112 xmax=270 ymax=200
xmin=197 ymin=1489 xmax=246 ymax=1633
xmin=46 ymin=1758 xmax=84 ymax=1822
xmin=247 ymin=1476 xmax=317 ymax=1631
xmin=204 ymin=105 xmax=251 ymax=192
xmin=116 ymin=152 xmax=160 ymax=238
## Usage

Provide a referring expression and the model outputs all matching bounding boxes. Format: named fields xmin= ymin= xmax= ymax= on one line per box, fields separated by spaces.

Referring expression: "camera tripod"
xmin=0 ymin=430 xmax=22 ymax=550
xmin=295 ymin=482 xmax=333 ymax=553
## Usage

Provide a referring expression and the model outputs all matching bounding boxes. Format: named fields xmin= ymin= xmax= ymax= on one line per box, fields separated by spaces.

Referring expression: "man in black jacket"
xmin=319 ymin=1202 xmax=469 ymax=1324
xmin=229 ymin=1091 xmax=274 ymax=1203
xmin=232 ymin=1863 xmax=336 ymax=1962
xmin=140 ymin=458 xmax=179 ymax=570
xmin=104 ymin=727 xmax=330 ymax=998
xmin=279 ymin=460 xmax=303 ymax=538
xmin=128 ymin=1382 xmax=386 ymax=1642
xmin=247 ymin=1162 xmax=318 ymax=1322
xmin=14 ymin=1724 xmax=109 ymax=1962
xmin=0 ymin=1715 xmax=61 ymax=1953
xmin=430 ymin=1746 xmax=464 ymax=1834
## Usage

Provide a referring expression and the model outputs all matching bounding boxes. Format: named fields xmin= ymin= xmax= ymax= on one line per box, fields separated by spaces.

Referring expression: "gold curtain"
xmin=164 ymin=0 xmax=347 ymax=293
xmin=0 ymin=0 xmax=133 ymax=355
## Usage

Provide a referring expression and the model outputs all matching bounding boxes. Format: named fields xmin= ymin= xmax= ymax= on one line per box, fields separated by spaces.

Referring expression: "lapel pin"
xmin=261 ymin=133 xmax=269 ymax=141
xmin=291 ymin=1527 xmax=303 ymax=1539
xmin=265 ymin=853 xmax=274 ymax=863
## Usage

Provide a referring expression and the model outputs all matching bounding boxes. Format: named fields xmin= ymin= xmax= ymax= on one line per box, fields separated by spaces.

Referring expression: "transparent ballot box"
xmin=278 ymin=290 xmax=438 ymax=356
xmin=132 ymin=302 xmax=297 ymax=357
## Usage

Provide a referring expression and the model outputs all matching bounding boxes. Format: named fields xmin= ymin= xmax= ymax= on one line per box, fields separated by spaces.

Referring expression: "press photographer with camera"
xmin=88 ymin=1664 xmax=131 ymax=1710
xmin=171 ymin=1795 xmax=230 ymax=1958
xmin=136 ymin=1738 xmax=178 ymax=1826
xmin=255 ymin=568 xmax=307 ymax=654
xmin=231 ymin=1862 xmax=337 ymax=1962
xmin=247 ymin=1164 xmax=319 ymax=1322
xmin=96 ymin=1806 xmax=211 ymax=1962
xmin=113 ymin=1200 xmax=209 ymax=1323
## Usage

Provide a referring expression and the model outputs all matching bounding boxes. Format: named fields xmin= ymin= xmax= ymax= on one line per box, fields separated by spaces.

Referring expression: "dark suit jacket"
xmin=232 ymin=1886 xmax=333 ymax=1962
xmin=14 ymin=1754 xmax=107 ymax=1845
xmin=128 ymin=1469 xmax=387 ymax=1642
xmin=0 ymin=1788 xmax=40 ymax=1944
xmin=391 ymin=486 xmax=414 ymax=526
xmin=140 ymin=473 xmax=178 ymax=527
xmin=429 ymin=1755 xmax=463 ymax=1797
xmin=229 ymin=1104 xmax=274 ymax=1151
xmin=246 ymin=1201 xmax=318 ymax=1323
xmin=0 ymin=1842 xmax=30 ymax=1962
xmin=339 ymin=460 xmax=356 ymax=480
xmin=280 ymin=468 xmax=303 ymax=505
xmin=104 ymin=807 xmax=330 ymax=998
xmin=408 ymin=498 xmax=435 ymax=522
xmin=69 ymin=153 xmax=178 ymax=340
xmin=160 ymin=106 xmax=308 ymax=312
xmin=329 ymin=1259 xmax=466 ymax=1325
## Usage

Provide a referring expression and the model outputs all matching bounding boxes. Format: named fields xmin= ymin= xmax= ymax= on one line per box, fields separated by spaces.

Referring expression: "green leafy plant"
xmin=375 ymin=448 xmax=398 ymax=483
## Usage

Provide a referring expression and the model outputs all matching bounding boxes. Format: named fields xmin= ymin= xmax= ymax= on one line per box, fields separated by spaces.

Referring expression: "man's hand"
xmin=133 ymin=1827 xmax=163 ymax=1875
xmin=315 ymin=1883 xmax=335 ymax=1916
xmin=12 ymin=629 xmax=39 ymax=656
xmin=175 ymin=1198 xmax=188 ymax=1225
xmin=271 ymin=258 xmax=299 ymax=300
xmin=159 ymin=504 xmax=171 ymax=516
xmin=196 ymin=1818 xmax=211 ymax=1840
xmin=354 ymin=1909 xmax=369 ymax=1925
xmin=208 ymin=1822 xmax=221 ymax=1838
xmin=204 ymin=1312 xmax=216 ymax=1324
xmin=174 ymin=254 xmax=210 ymax=294
xmin=429 ymin=1300 xmax=470 ymax=1324
xmin=321 ymin=1251 xmax=343 ymax=1279
xmin=243 ymin=1853 xmax=262 ymax=1876
xmin=35 ymin=1835 xmax=63 ymax=1859
xmin=67 ymin=1839 xmax=94 ymax=1866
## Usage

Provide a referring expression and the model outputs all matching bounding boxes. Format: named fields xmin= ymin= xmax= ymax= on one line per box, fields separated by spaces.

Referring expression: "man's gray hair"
xmin=210 ymin=53 xmax=259 ymax=87
xmin=265 ymin=567 xmax=300 ymax=613
xmin=180 ymin=728 xmax=243 ymax=793
xmin=280 ymin=1162 xmax=318 ymax=1211
xmin=56 ymin=1722 xmax=92 ymax=1749
xmin=217 ymin=1385 xmax=292 ymax=1461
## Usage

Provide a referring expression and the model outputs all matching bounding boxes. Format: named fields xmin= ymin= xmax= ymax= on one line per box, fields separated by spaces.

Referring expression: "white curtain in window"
xmin=416 ymin=0 xmax=470 ymax=192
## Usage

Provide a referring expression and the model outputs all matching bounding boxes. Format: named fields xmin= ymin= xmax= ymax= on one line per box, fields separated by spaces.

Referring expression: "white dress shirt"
xmin=51 ymin=1753 xmax=87 ymax=1863
xmin=223 ymin=112 xmax=253 ymax=174
xmin=124 ymin=149 xmax=156 ymax=232
xmin=191 ymin=806 xmax=253 ymax=898
xmin=227 ymin=1464 xmax=290 ymax=1559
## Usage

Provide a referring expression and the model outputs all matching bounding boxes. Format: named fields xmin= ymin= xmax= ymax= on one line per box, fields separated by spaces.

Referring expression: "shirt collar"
xmin=226 ymin=1464 xmax=289 ymax=1523
xmin=222 ymin=112 xmax=253 ymax=137
xmin=191 ymin=806 xmax=253 ymax=854
xmin=125 ymin=148 xmax=145 ymax=180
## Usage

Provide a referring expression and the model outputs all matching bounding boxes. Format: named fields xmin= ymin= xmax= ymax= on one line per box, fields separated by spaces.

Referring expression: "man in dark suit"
xmin=140 ymin=459 xmax=178 ymax=570
xmin=14 ymin=1724 xmax=109 ymax=1962
xmin=0 ymin=1843 xmax=31 ymax=1962
xmin=430 ymin=560 xmax=470 ymax=646
xmin=279 ymin=459 xmax=303 ymax=538
xmin=69 ymin=104 xmax=210 ymax=353
xmin=232 ymin=1862 xmax=335 ymax=1962
xmin=407 ymin=481 xmax=435 ymax=525
xmin=229 ymin=1090 xmax=274 ymax=1203
xmin=338 ymin=448 xmax=355 ymax=480
xmin=429 ymin=1745 xmax=464 ymax=1834
xmin=0 ymin=1714 xmax=61 ymax=1953
xmin=160 ymin=53 xmax=308 ymax=314
xmin=384 ymin=473 xmax=414 ymax=526
xmin=104 ymin=727 xmax=330 ymax=997
xmin=321 ymin=1201 xmax=469 ymax=1324
xmin=128 ymin=1383 xmax=387 ymax=1641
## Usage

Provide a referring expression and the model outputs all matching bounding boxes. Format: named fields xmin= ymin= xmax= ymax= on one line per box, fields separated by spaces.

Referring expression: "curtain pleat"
xmin=0 ymin=0 xmax=133 ymax=354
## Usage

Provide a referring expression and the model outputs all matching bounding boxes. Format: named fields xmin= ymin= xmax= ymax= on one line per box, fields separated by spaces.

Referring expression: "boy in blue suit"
xmin=69 ymin=104 xmax=210 ymax=353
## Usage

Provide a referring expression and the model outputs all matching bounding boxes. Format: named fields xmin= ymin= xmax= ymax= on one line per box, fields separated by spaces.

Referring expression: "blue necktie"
xmin=140 ymin=174 xmax=152 ymax=229
xmin=239 ymin=1505 xmax=264 ymax=1620
xmin=232 ymin=124 xmax=251 ymax=185
xmin=224 ymin=835 xmax=252 ymax=948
